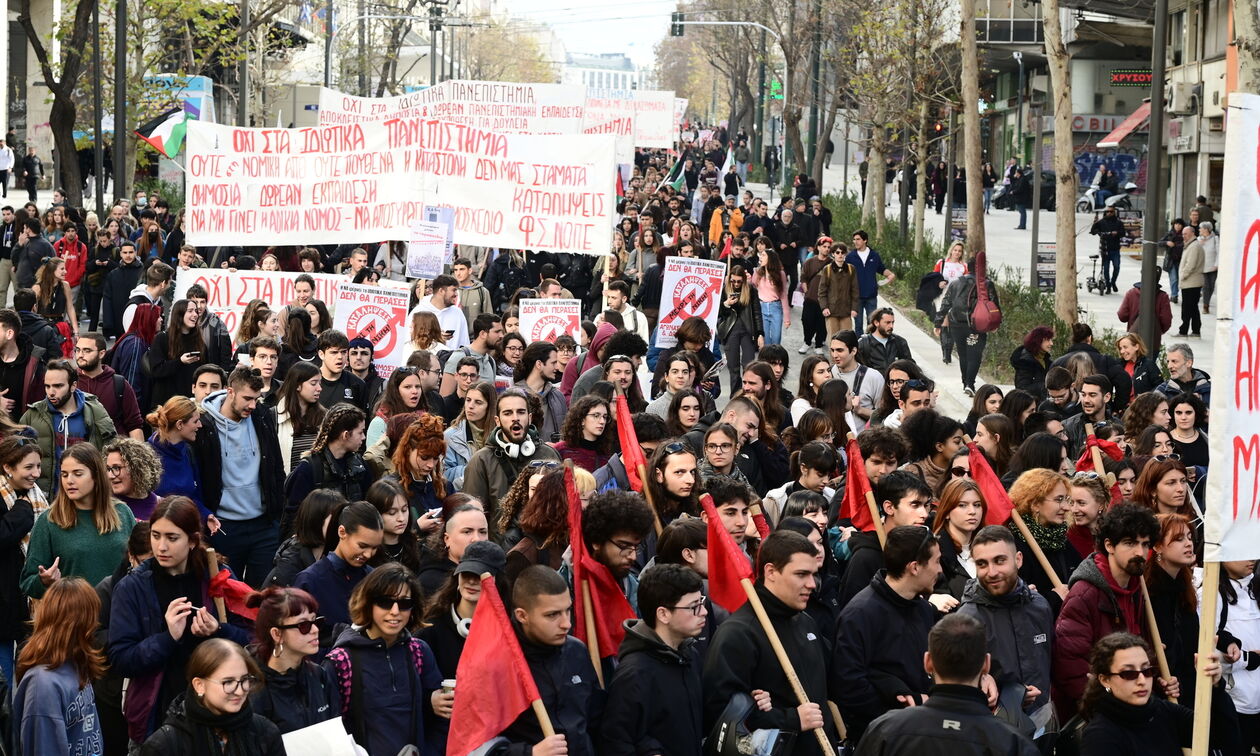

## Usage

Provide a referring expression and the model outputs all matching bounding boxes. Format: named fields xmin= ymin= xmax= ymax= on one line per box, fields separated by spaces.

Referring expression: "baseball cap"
xmin=453 ymin=541 xmax=507 ymax=577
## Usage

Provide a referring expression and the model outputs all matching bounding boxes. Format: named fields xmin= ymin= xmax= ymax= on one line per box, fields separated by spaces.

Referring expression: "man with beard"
xmin=581 ymin=490 xmax=656 ymax=614
xmin=462 ymin=387 xmax=560 ymax=505
xmin=440 ymin=313 xmax=503 ymax=395
xmin=856 ymin=308 xmax=912 ymax=374
xmin=20 ymin=358 xmax=117 ymax=494
xmin=1052 ymin=504 xmax=1160 ymax=721
xmin=1061 ymin=374 xmax=1115 ymax=458
xmin=957 ymin=526 xmax=1055 ymax=717
xmin=72 ymin=332 xmax=143 ymax=439
xmin=514 ymin=341 xmax=567 ymax=443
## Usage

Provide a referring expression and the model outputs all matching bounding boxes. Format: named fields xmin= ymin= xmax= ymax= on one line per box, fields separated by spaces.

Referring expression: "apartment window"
xmin=1169 ymin=10 xmax=1184 ymax=66
xmin=1203 ymin=0 xmax=1226 ymax=58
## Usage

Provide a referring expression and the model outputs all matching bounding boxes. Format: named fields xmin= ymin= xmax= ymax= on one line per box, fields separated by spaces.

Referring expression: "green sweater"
xmin=21 ymin=503 xmax=136 ymax=599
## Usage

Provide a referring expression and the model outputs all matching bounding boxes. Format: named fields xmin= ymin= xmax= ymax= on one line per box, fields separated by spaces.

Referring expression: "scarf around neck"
xmin=1022 ymin=518 xmax=1069 ymax=553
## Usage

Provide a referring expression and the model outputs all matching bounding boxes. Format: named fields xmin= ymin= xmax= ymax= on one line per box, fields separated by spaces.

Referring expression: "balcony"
xmin=976 ymin=17 xmax=1045 ymax=44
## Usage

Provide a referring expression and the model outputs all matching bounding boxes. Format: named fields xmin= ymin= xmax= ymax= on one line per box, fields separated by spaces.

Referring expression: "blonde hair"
xmin=1009 ymin=468 xmax=1070 ymax=519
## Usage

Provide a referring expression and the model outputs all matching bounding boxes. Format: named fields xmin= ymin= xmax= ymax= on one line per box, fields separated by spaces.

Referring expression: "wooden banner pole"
xmin=636 ymin=462 xmax=665 ymax=536
xmin=1191 ymin=561 xmax=1220 ymax=756
xmin=1008 ymin=511 xmax=1065 ymax=589
xmin=581 ymin=580 xmax=605 ymax=688
xmin=1139 ymin=577 xmax=1176 ymax=703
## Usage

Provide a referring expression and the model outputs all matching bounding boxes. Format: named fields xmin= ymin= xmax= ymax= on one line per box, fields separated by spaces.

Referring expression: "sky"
xmin=496 ymin=0 xmax=675 ymax=68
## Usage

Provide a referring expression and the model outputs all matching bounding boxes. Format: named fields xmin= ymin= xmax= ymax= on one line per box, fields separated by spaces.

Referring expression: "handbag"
xmin=970 ymin=250 xmax=1002 ymax=333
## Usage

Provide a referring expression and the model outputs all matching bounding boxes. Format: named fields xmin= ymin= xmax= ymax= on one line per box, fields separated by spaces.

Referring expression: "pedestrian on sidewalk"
xmin=846 ymin=230 xmax=895 ymax=326
xmin=799 ymin=236 xmax=832 ymax=355
xmin=818 ymin=242 xmax=859 ymax=336
xmin=1177 ymin=225 xmax=1204 ymax=337
xmin=1116 ymin=282 xmax=1172 ymax=354
xmin=1161 ymin=218 xmax=1186 ymax=303
xmin=1011 ymin=168 xmax=1032 ymax=230
xmin=933 ymin=242 xmax=969 ymax=364
xmin=1089 ymin=208 xmax=1125 ymax=294
xmin=935 ymin=260 xmax=998 ymax=396
xmin=1199 ymin=221 xmax=1218 ymax=313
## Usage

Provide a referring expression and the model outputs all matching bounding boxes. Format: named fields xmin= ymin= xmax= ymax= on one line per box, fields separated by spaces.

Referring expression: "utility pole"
xmin=113 ymin=0 xmax=125 ymax=201
xmin=429 ymin=5 xmax=442 ymax=86
xmin=1029 ymin=107 xmax=1042 ymax=287
xmin=1139 ymin=0 xmax=1170 ymax=350
xmin=1013 ymin=51 xmax=1024 ymax=163
xmin=754 ymin=30 xmax=766 ymax=160
xmin=942 ymin=108 xmax=956 ymax=244
xmin=92 ymin=0 xmax=103 ymax=216
xmin=900 ymin=0 xmax=919 ymax=237
xmin=323 ymin=0 xmax=334 ymax=86
xmin=806 ymin=0 xmax=821 ymax=167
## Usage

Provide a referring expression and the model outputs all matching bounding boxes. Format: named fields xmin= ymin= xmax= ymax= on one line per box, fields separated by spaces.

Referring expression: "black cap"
xmin=453 ymin=541 xmax=506 ymax=577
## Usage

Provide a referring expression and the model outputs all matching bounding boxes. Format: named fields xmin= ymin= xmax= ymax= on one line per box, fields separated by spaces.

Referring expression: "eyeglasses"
xmin=951 ymin=466 xmax=969 ymax=478
xmin=207 ymin=676 xmax=259 ymax=694
xmin=372 ymin=596 xmax=416 ymax=613
xmin=277 ymin=617 xmax=324 ymax=634
xmin=668 ymin=596 xmax=708 ymax=616
xmin=1044 ymin=495 xmax=1071 ymax=504
xmin=706 ymin=442 xmax=735 ymax=453
xmin=456 ymin=372 xmax=480 ymax=380
xmin=887 ymin=377 xmax=907 ymax=386
xmin=1107 ymin=666 xmax=1157 ymax=681
xmin=917 ymin=525 xmax=936 ymax=556
xmin=610 ymin=539 xmax=640 ymax=555
xmin=587 ymin=412 xmax=609 ymax=421
xmin=1075 ymin=472 xmax=1102 ymax=481
xmin=105 ymin=465 xmax=125 ymax=476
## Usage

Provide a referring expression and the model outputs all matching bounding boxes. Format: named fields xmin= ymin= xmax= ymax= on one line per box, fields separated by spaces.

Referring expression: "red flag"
xmin=701 ymin=493 xmax=753 ymax=613
xmin=968 ymin=442 xmax=1015 ymax=525
xmin=839 ymin=437 xmax=876 ymax=532
xmin=616 ymin=395 xmax=648 ymax=491
xmin=1075 ymin=435 xmax=1124 ymax=473
xmin=448 ymin=575 xmax=541 ymax=756
xmin=568 ymin=465 xmax=637 ymax=657
xmin=720 ymin=237 xmax=733 ymax=259
xmin=208 ymin=570 xmax=258 ymax=620
xmin=749 ymin=507 xmax=771 ymax=540
xmin=615 ymin=170 xmax=626 ymax=199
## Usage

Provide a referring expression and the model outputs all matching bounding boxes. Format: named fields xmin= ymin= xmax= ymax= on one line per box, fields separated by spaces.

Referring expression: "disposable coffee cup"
xmin=441 ymin=679 xmax=456 ymax=696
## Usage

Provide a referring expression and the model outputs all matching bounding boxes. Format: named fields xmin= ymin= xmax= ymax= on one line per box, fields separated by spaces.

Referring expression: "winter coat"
xmin=1145 ymin=567 xmax=1201 ymax=704
xmin=137 ymin=695 xmax=285 ymax=756
xmin=1156 ymin=368 xmax=1212 ymax=407
xmin=149 ymin=435 xmax=205 ymax=511
xmin=1009 ymin=346 xmax=1050 ymax=400
xmin=716 ymin=292 xmax=763 ymax=342
xmin=836 ymin=530 xmax=883 ymax=610
xmin=957 ymin=577 xmax=1054 ymax=712
xmin=704 ymin=584 xmax=837 ymax=756
xmin=443 ymin=420 xmax=477 ymax=491
xmin=190 ymin=390 xmax=285 ymax=521
xmin=1079 ymin=687 xmax=1236 ymax=756
xmin=251 ymin=660 xmax=340 ymax=735
xmin=19 ymin=309 xmax=64 ymax=358
xmin=857 ymin=332 xmax=912 ymax=374
xmin=293 ymin=554 xmax=372 ymax=651
xmin=145 ymin=331 xmax=205 ymax=412
xmin=20 ymin=389 xmax=118 ymax=494
xmin=561 ymin=322 xmax=616 ymax=400
xmin=1126 ymin=355 xmax=1163 ymax=397
xmin=1179 ymin=238 xmax=1205 ymax=289
xmin=1016 ymin=534 xmax=1083 ymax=617
xmin=600 ymin=619 xmax=704 ymax=756
xmin=1053 ymin=553 xmax=1145 ymax=721
xmin=108 ymin=560 xmax=253 ymax=740
xmin=282 ymin=449 xmax=371 ymax=537
xmin=833 ymin=571 xmax=936 ymax=742
xmin=1090 ymin=215 xmax=1126 ymax=254
xmin=856 ymin=684 xmax=1038 ymax=756
xmin=0 ymin=495 xmax=33 ymax=640
xmin=262 ymin=535 xmax=318 ymax=588
xmin=462 ymin=438 xmax=561 ymax=513
xmin=816 ymin=260 xmax=859 ymax=318
xmin=514 ymin=379 xmax=568 ymax=444
xmin=485 ymin=634 xmax=605 ymax=756
xmin=0 ymin=333 xmax=47 ymax=418
xmin=100 ymin=259 xmax=144 ymax=337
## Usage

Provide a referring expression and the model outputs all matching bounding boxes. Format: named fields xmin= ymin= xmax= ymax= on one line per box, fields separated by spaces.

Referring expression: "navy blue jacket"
xmin=252 ymin=660 xmax=341 ymax=735
xmin=293 ymin=553 xmax=372 ymax=651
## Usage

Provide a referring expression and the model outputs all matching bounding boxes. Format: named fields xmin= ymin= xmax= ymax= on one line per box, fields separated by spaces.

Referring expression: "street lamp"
xmin=1013 ymin=51 xmax=1024 ymax=165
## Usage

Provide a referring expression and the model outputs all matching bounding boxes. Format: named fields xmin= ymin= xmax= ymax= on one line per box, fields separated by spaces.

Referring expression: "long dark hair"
xmin=375 ymin=367 xmax=424 ymax=418
xmin=366 ymin=478 xmax=421 ymax=573
xmin=166 ymin=299 xmax=204 ymax=356
xmin=756 ymin=244 xmax=785 ymax=295
xmin=276 ymin=361 xmax=326 ymax=437
xmin=560 ymin=396 xmax=614 ymax=453
xmin=743 ymin=361 xmax=784 ymax=431
xmin=284 ymin=307 xmax=315 ymax=357
xmin=1079 ymin=633 xmax=1153 ymax=721
xmin=149 ymin=496 xmax=212 ymax=579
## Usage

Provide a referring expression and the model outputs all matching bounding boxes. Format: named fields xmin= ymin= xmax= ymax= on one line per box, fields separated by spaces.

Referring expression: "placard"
xmin=1204 ymin=91 xmax=1260 ymax=562
xmin=173 ymin=267 xmax=343 ymax=340
xmin=422 ymin=205 xmax=456 ymax=263
xmin=332 ymin=282 xmax=410 ymax=379
xmin=656 ymin=256 xmax=727 ymax=348
xmin=407 ymin=220 xmax=447 ymax=279
xmin=318 ymin=81 xmax=589 ymax=134
xmin=518 ymin=298 xmax=582 ymax=342
xmin=1036 ymin=242 xmax=1056 ymax=291
xmin=184 ymin=119 xmax=617 ymax=255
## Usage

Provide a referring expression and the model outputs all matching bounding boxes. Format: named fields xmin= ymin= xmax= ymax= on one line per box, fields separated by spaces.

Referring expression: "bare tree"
xmin=1236 ymin=0 xmax=1259 ymax=92
xmin=959 ymin=0 xmax=986 ymax=255
xmin=1043 ymin=0 xmax=1079 ymax=323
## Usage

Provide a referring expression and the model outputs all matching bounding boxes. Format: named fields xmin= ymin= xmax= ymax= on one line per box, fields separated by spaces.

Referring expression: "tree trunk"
xmin=1043 ymin=0 xmax=1079 ymax=323
xmin=873 ymin=133 xmax=887 ymax=240
xmin=811 ymin=96 xmax=839 ymax=191
xmin=863 ymin=138 xmax=882 ymax=225
xmin=1238 ymin=0 xmax=1260 ymax=92
xmin=914 ymin=101 xmax=929 ymax=253
xmin=960 ymin=0 xmax=986 ymax=256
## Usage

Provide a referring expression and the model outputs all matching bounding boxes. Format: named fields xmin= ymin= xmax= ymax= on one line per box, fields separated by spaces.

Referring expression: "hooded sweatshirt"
xmin=601 ymin=619 xmax=704 ymax=756
xmin=561 ymin=321 xmax=617 ymax=400
xmin=200 ymin=389 xmax=262 ymax=521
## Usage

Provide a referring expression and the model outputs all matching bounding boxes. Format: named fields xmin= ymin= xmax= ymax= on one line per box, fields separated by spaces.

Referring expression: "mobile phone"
xmin=426 ymin=508 xmax=443 ymax=519
xmin=186 ymin=351 xmax=201 ymax=359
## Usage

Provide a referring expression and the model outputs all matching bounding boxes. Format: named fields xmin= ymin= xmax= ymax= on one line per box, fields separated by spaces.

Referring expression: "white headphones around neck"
xmin=494 ymin=428 xmax=537 ymax=459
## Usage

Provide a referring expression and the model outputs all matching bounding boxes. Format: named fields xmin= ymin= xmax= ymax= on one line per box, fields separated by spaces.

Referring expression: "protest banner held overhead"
xmin=184 ymin=119 xmax=617 ymax=255
xmin=407 ymin=220 xmax=448 ymax=280
xmin=518 ymin=299 xmax=582 ymax=343
xmin=332 ymin=282 xmax=411 ymax=380
xmin=656 ymin=256 xmax=727 ymax=349
xmin=173 ymin=267 xmax=343 ymax=341
xmin=317 ymin=81 xmax=589 ymax=132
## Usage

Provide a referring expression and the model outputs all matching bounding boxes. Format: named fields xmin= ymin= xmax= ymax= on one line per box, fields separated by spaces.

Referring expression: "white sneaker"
xmin=798 ymin=344 xmax=809 ymax=355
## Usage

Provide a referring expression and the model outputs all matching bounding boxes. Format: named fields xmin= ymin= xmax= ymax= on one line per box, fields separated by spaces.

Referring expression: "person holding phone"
xmin=146 ymin=299 xmax=206 ymax=411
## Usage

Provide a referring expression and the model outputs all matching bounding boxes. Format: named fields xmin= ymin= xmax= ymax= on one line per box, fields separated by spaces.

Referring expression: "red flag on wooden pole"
xmin=701 ymin=493 xmax=754 ymax=613
xmin=616 ymin=395 xmax=648 ymax=491
xmin=968 ymin=442 xmax=1015 ymax=525
xmin=567 ymin=464 xmax=637 ymax=662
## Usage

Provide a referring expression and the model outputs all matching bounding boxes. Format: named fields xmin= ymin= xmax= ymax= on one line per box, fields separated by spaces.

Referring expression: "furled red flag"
xmin=208 ymin=570 xmax=259 ymax=620
xmin=1076 ymin=434 xmax=1125 ymax=505
xmin=448 ymin=574 xmax=541 ymax=756
xmin=616 ymin=170 xmax=626 ymax=199
xmin=839 ymin=437 xmax=876 ymax=532
xmin=719 ymin=236 xmax=733 ymax=259
xmin=568 ymin=464 xmax=637 ymax=658
xmin=749 ymin=505 xmax=771 ymax=541
xmin=701 ymin=493 xmax=753 ymax=613
xmin=968 ymin=442 xmax=1015 ymax=525
xmin=616 ymin=395 xmax=648 ymax=491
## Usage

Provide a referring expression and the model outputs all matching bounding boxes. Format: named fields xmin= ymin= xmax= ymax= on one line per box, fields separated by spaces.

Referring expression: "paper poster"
xmin=184 ymin=119 xmax=617 ymax=255
xmin=332 ymin=282 xmax=410 ymax=379
xmin=1204 ymin=91 xmax=1260 ymax=562
xmin=318 ymin=81 xmax=589 ymax=134
xmin=280 ymin=718 xmax=357 ymax=756
xmin=422 ymin=205 xmax=456 ymax=263
xmin=674 ymin=97 xmax=689 ymax=128
xmin=173 ymin=267 xmax=343 ymax=340
xmin=655 ymin=256 xmax=727 ymax=348
xmin=518 ymin=298 xmax=582 ymax=343
xmin=407 ymin=220 xmax=448 ymax=279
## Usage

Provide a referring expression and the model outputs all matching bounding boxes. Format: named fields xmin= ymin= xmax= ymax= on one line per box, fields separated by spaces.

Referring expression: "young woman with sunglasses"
xmin=324 ymin=563 xmax=443 ymax=756
xmin=140 ymin=638 xmax=284 ymax=756
xmin=108 ymin=496 xmax=252 ymax=741
xmin=246 ymin=586 xmax=340 ymax=734
xmin=1077 ymin=632 xmax=1228 ymax=756
xmin=292 ymin=501 xmax=383 ymax=652
xmin=930 ymin=478 xmax=988 ymax=606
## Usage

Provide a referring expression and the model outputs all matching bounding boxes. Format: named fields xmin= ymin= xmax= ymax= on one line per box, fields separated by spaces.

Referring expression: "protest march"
xmin=0 ymin=73 xmax=1257 ymax=756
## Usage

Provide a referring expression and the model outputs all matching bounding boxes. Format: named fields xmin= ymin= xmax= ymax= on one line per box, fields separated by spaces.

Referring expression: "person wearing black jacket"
xmin=247 ymin=586 xmax=341 ymax=735
xmin=1090 ymin=207 xmax=1126 ymax=294
xmin=836 ymin=471 xmax=932 ymax=610
xmin=833 ymin=526 xmax=942 ymax=744
xmin=0 ymin=435 xmax=36 ymax=687
xmin=771 ymin=209 xmax=807 ymax=296
xmin=703 ymin=531 xmax=839 ymax=756
xmin=601 ymin=565 xmax=706 ymax=756
xmin=855 ymin=613 xmax=1035 ymax=756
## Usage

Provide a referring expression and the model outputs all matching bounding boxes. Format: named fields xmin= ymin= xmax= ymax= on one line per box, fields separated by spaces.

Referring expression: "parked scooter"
xmin=1077 ymin=179 xmax=1137 ymax=213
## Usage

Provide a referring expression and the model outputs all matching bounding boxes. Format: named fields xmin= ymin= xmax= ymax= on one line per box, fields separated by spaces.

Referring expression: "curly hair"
xmin=495 ymin=462 xmax=556 ymax=535
xmin=560 ymin=395 xmax=614 ymax=453
xmin=1022 ymin=325 xmax=1055 ymax=355
xmin=102 ymin=438 xmax=164 ymax=498
xmin=582 ymin=490 xmax=655 ymax=549
xmin=1121 ymin=392 xmax=1169 ymax=443
xmin=515 ymin=468 xmax=570 ymax=549
xmin=1008 ymin=468 xmax=1070 ymax=520
xmin=391 ymin=414 xmax=448 ymax=500
xmin=1070 ymin=472 xmax=1111 ymax=510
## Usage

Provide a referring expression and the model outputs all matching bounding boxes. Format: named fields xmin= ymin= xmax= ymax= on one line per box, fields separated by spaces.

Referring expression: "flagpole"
xmin=1139 ymin=577 xmax=1176 ymax=704
xmin=581 ymin=580 xmax=605 ymax=688
xmin=740 ymin=577 xmax=838 ymax=756
xmin=1083 ymin=423 xmax=1116 ymax=487
xmin=636 ymin=462 xmax=664 ymax=536
xmin=846 ymin=433 xmax=886 ymax=548
xmin=205 ymin=549 xmax=228 ymax=622
xmin=530 ymin=699 xmax=556 ymax=738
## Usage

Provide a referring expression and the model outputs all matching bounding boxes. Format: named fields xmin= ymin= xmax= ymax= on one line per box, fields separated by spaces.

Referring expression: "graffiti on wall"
xmin=1073 ymin=149 xmax=1145 ymax=188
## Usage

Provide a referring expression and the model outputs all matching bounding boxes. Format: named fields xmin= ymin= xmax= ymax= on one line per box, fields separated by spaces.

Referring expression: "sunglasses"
xmin=1152 ymin=453 xmax=1182 ymax=462
xmin=277 ymin=617 xmax=324 ymax=634
xmin=660 ymin=441 xmax=691 ymax=456
xmin=951 ymin=466 xmax=969 ymax=478
xmin=527 ymin=460 xmax=560 ymax=470
xmin=1108 ymin=666 xmax=1157 ymax=681
xmin=372 ymin=597 xmax=416 ymax=613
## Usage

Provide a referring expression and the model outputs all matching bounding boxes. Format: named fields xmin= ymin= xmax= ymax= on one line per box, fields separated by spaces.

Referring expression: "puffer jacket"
xmin=262 ymin=535 xmax=318 ymax=588
xmin=957 ymin=577 xmax=1054 ymax=711
xmin=858 ymin=684 xmax=1039 ymax=756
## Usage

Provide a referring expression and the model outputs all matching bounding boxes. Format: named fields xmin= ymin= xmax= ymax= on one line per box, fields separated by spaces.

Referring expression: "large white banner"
xmin=656 ymin=256 xmax=727 ymax=349
xmin=1205 ymin=91 xmax=1260 ymax=562
xmin=184 ymin=120 xmax=616 ymax=255
xmin=318 ymin=81 xmax=588 ymax=133
xmin=173 ymin=267 xmax=345 ymax=340
xmin=581 ymin=88 xmax=676 ymax=152
xmin=333 ymin=282 xmax=411 ymax=379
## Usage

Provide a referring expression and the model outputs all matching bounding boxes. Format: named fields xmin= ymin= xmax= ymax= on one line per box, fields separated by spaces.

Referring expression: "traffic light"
xmin=670 ymin=12 xmax=685 ymax=36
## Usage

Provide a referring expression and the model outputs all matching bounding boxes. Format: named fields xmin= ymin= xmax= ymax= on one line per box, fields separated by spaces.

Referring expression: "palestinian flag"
xmin=657 ymin=157 xmax=686 ymax=193
xmin=135 ymin=107 xmax=188 ymax=158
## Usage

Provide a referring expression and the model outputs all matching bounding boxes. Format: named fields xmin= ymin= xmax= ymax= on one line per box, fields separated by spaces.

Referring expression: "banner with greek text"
xmin=518 ymin=298 xmax=582 ymax=343
xmin=318 ymin=81 xmax=589 ymax=133
xmin=173 ymin=267 xmax=344 ymax=341
xmin=656 ymin=257 xmax=726 ymax=349
xmin=332 ymin=282 xmax=410 ymax=379
xmin=184 ymin=120 xmax=617 ymax=255
xmin=1204 ymin=91 xmax=1260 ymax=562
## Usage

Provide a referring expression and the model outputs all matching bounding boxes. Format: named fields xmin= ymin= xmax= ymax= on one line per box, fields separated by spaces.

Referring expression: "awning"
xmin=1098 ymin=101 xmax=1151 ymax=148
